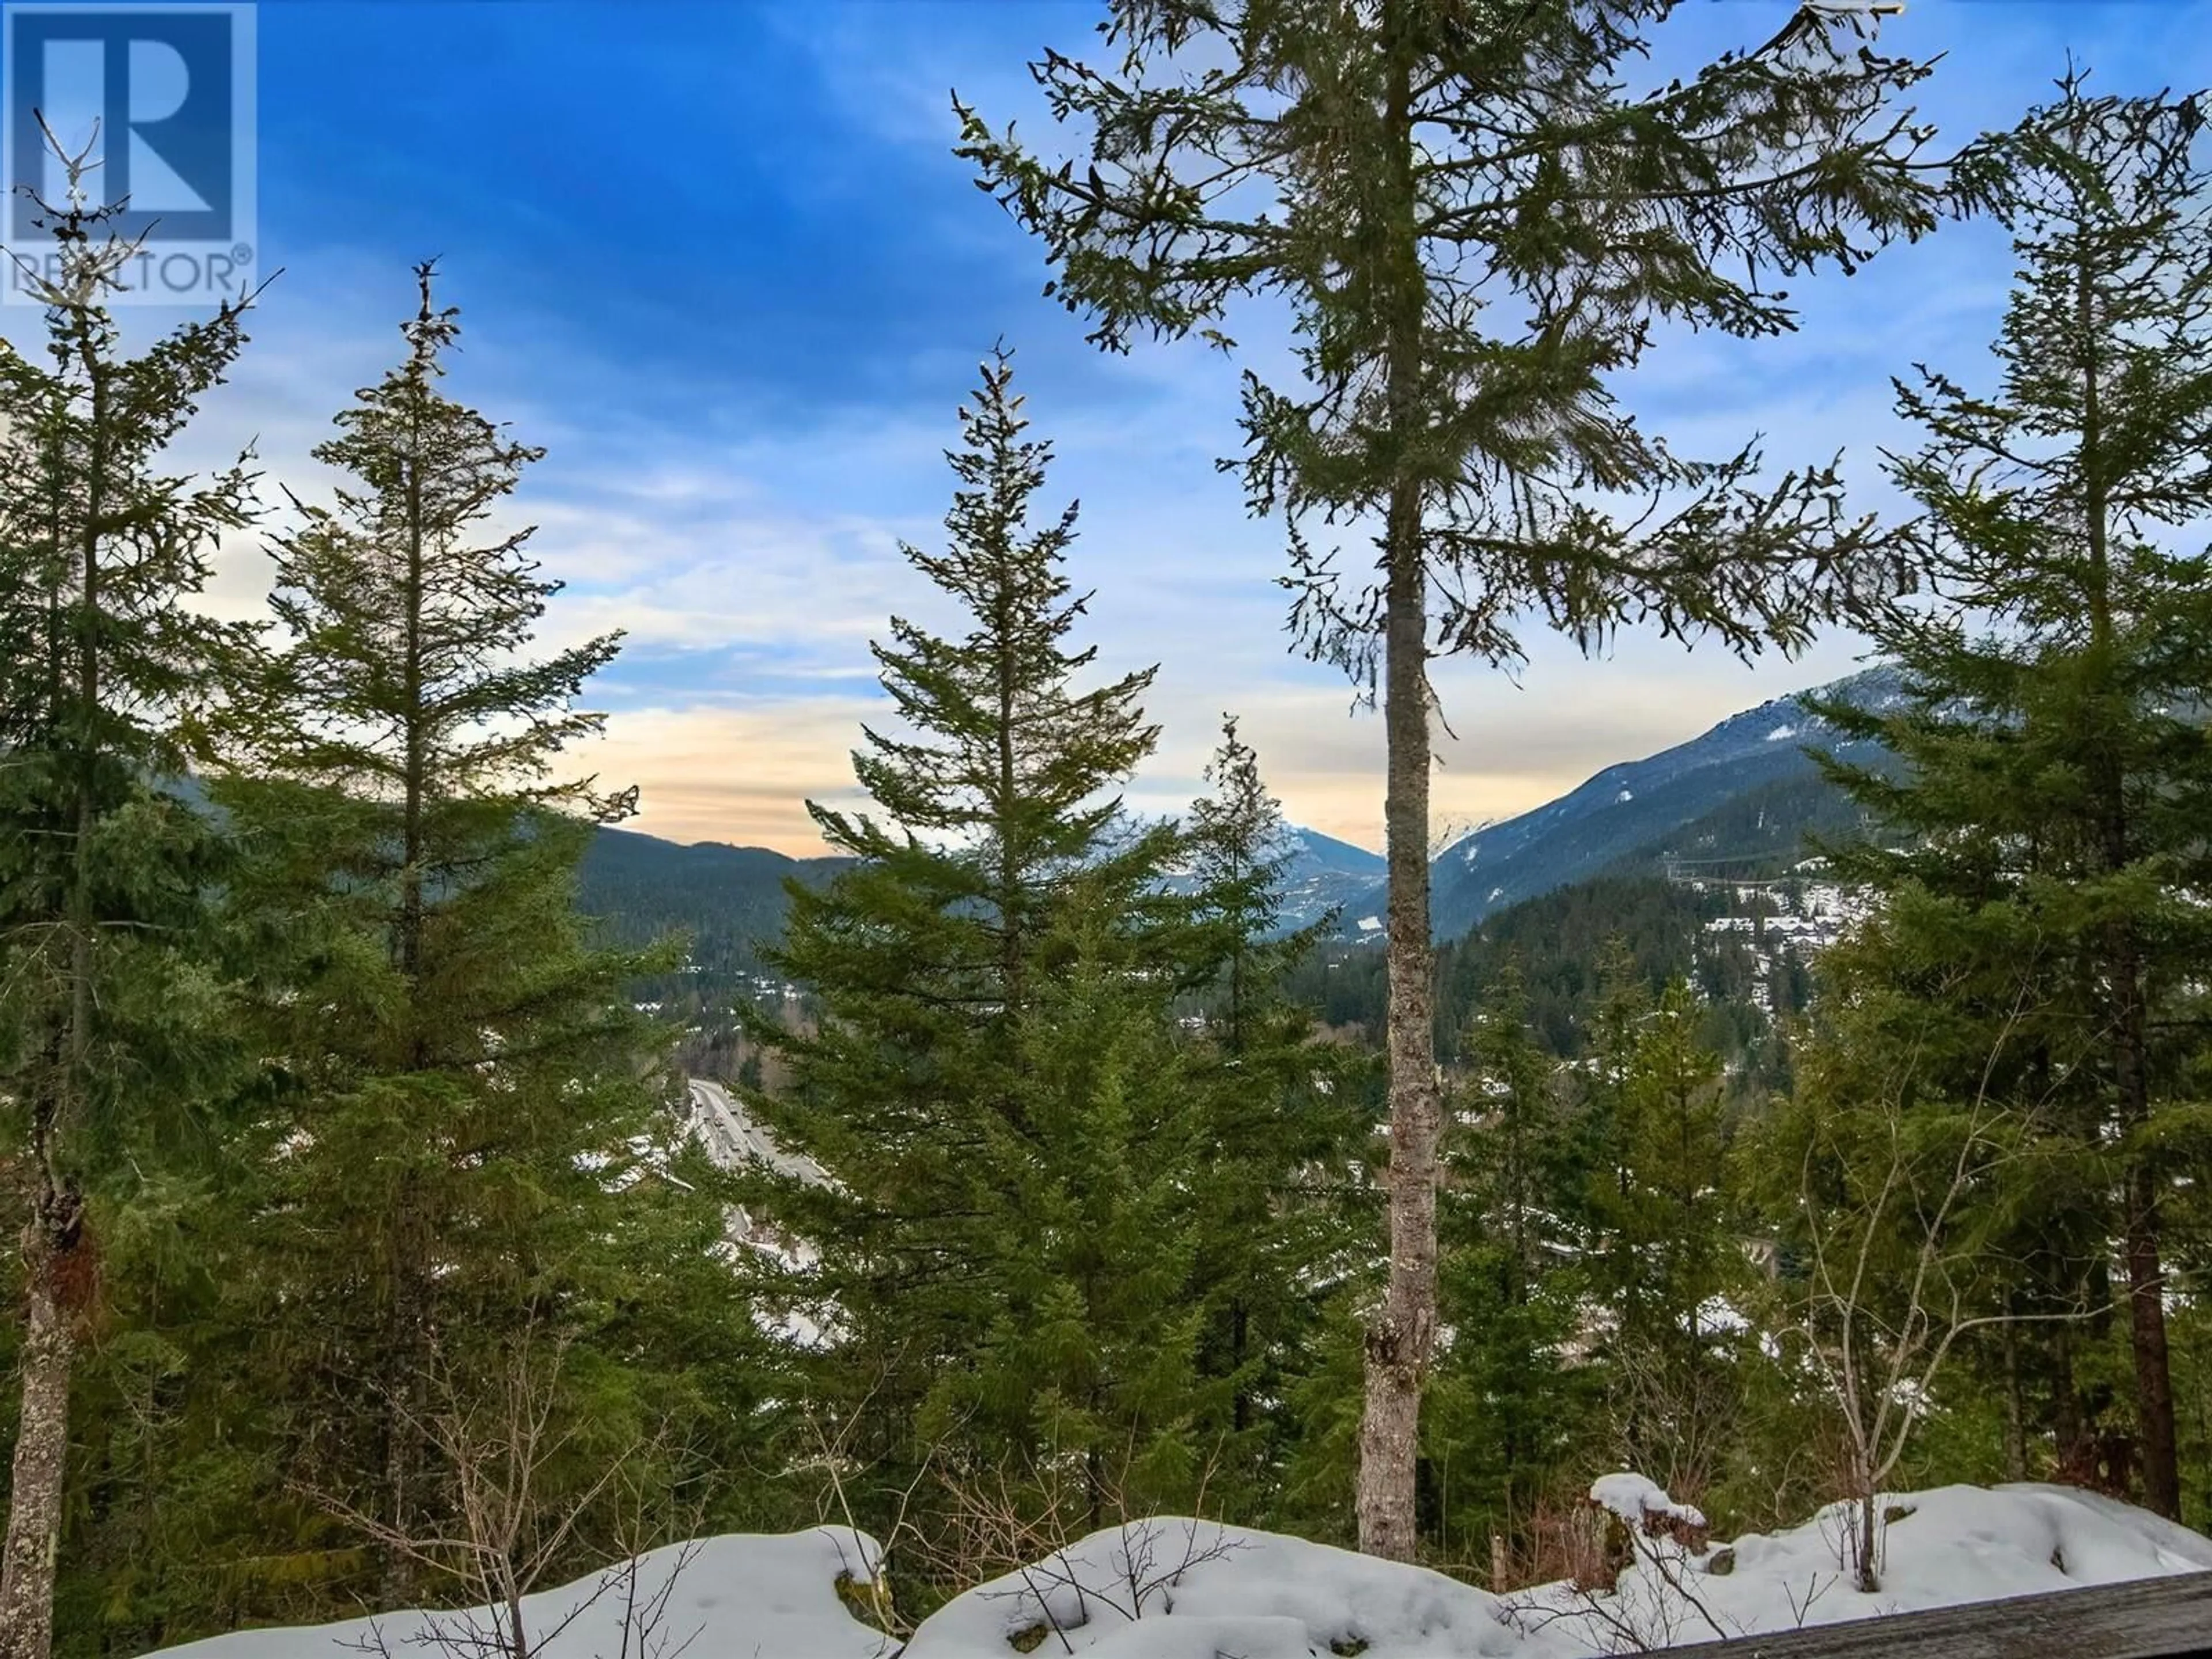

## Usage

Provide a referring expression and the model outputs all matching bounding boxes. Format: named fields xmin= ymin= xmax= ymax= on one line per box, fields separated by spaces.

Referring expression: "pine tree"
xmin=1181 ymin=718 xmax=1365 ymax=1516
xmin=1812 ymin=77 xmax=2212 ymax=1520
xmin=1585 ymin=978 xmax=1741 ymax=1507
xmin=0 ymin=139 xmax=260 ymax=1657
xmin=205 ymin=265 xmax=743 ymax=1607
xmin=957 ymin=1 xmax=1982 ymax=1556
xmin=744 ymin=351 xmax=1210 ymax=1561
xmin=1429 ymin=965 xmax=1588 ymax=1557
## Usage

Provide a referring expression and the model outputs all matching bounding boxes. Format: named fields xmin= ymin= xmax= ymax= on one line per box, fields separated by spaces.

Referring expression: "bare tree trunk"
xmin=2107 ymin=865 xmax=2175 ymax=1516
xmin=2052 ymin=1320 xmax=2086 ymax=1479
xmin=2123 ymin=1162 xmax=2179 ymax=1518
xmin=1357 ymin=503 xmax=1439 ymax=1563
xmin=380 ymin=1257 xmax=426 ymax=1608
xmin=2001 ymin=1317 xmax=2027 ymax=1484
xmin=381 ymin=311 xmax=433 ymax=1607
xmin=2 ymin=312 xmax=108 ymax=1659
xmin=1355 ymin=9 xmax=1438 ymax=1565
xmin=1855 ymin=1480 xmax=1879 ymax=1595
xmin=1231 ymin=1300 xmax=1250 ymax=1435
xmin=0 ymin=1181 xmax=82 ymax=1659
xmin=2098 ymin=715 xmax=2178 ymax=1518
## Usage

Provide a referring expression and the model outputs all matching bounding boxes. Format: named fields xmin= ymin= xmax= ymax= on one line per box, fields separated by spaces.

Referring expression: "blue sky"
xmin=13 ymin=0 xmax=2212 ymax=852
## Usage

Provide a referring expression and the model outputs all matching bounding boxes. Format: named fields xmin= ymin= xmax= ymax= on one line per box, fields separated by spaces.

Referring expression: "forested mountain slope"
xmin=578 ymin=671 xmax=1897 ymax=1026
xmin=581 ymin=819 xmax=1386 ymax=990
xmin=1335 ymin=666 xmax=1901 ymax=940
xmin=577 ymin=828 xmax=851 ymax=984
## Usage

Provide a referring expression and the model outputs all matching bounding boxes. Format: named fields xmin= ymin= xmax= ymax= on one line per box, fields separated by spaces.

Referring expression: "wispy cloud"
xmin=6 ymin=0 xmax=2202 ymax=856
xmin=574 ymin=698 xmax=878 ymax=851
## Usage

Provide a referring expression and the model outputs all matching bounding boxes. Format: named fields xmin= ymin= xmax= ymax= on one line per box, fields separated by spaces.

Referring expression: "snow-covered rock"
xmin=143 ymin=1486 xmax=2212 ymax=1659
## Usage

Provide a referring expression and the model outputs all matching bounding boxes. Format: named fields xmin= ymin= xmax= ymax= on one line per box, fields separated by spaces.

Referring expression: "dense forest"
xmin=1 ymin=14 xmax=2210 ymax=1659
xmin=578 ymin=830 xmax=850 ymax=997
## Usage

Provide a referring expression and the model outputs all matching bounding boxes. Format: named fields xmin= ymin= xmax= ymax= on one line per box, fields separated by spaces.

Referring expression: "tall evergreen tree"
xmin=1585 ymin=978 xmax=1741 ymax=1506
xmin=0 ymin=143 xmax=259 ymax=1657
xmin=1813 ymin=75 xmax=2212 ymax=1520
xmin=204 ymin=266 xmax=745 ymax=1607
xmin=958 ymin=0 xmax=1984 ymax=1556
xmin=744 ymin=352 xmax=1209 ymax=1562
xmin=1181 ymin=718 xmax=1365 ymax=1516
xmin=1428 ymin=966 xmax=1587 ymax=1558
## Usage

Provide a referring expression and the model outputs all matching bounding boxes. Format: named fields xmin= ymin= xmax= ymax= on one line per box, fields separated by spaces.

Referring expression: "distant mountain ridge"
xmin=578 ymin=830 xmax=852 ymax=987
xmin=579 ymin=819 xmax=1385 ymax=983
xmin=1267 ymin=825 xmax=1387 ymax=933
xmin=1338 ymin=664 xmax=1903 ymax=941
xmin=577 ymin=665 xmax=1902 ymax=974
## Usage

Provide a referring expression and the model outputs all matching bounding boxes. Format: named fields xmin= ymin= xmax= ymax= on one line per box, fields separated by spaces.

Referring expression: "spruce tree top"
xmin=0 ymin=121 xmax=260 ymax=783
xmin=816 ymin=347 xmax=1160 ymax=891
xmin=1815 ymin=73 xmax=2212 ymax=845
xmin=768 ymin=349 xmax=1184 ymax=1063
xmin=249 ymin=262 xmax=627 ymax=821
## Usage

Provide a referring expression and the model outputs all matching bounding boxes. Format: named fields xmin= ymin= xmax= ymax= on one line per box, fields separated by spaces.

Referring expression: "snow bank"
xmin=907 ymin=1486 xmax=2211 ymax=1659
xmin=1508 ymin=1483 xmax=2212 ymax=1653
xmin=144 ymin=1486 xmax=2211 ymax=1659
xmin=904 ymin=1519 xmax=1531 ymax=1659
xmin=150 ymin=1528 xmax=895 ymax=1659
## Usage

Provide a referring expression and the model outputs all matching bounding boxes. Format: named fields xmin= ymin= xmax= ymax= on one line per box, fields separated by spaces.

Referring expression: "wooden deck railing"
xmin=1662 ymin=1572 xmax=2212 ymax=1659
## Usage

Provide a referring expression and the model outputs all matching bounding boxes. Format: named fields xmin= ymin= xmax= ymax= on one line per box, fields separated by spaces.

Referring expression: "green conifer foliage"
xmin=200 ymin=266 xmax=757 ymax=1616
xmin=1585 ymin=978 xmax=1743 ymax=1511
xmin=1181 ymin=718 xmax=1367 ymax=1519
xmin=0 ymin=141 xmax=260 ymax=1658
xmin=1812 ymin=77 xmax=2212 ymax=1521
xmin=1427 ymin=967 xmax=1591 ymax=1559
xmin=958 ymin=0 xmax=1983 ymax=1555
xmin=744 ymin=351 xmax=1210 ymax=1580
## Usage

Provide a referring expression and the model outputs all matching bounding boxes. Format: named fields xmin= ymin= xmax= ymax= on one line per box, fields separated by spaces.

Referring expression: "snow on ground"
xmin=150 ymin=1529 xmax=895 ymax=1659
xmin=1513 ymin=1486 xmax=2212 ymax=1654
xmin=146 ymin=1484 xmax=2212 ymax=1659
xmin=907 ymin=1521 xmax=1532 ymax=1659
xmin=1508 ymin=1482 xmax=2212 ymax=1654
